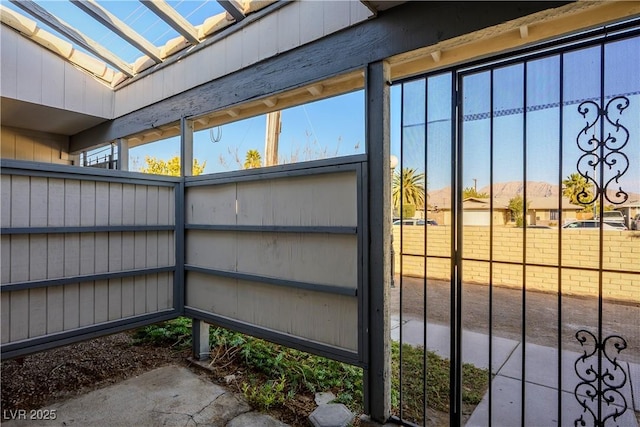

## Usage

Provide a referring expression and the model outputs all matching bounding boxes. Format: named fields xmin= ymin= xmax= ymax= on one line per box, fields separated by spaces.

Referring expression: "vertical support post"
xmin=181 ymin=117 xmax=194 ymax=178
xmin=264 ymin=111 xmax=281 ymax=167
xmin=117 ymin=138 xmax=129 ymax=171
xmin=364 ymin=60 xmax=391 ymax=423
xmin=180 ymin=117 xmax=209 ymax=360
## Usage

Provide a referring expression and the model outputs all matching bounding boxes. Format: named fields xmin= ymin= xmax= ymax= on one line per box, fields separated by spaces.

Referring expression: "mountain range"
xmin=427 ymin=181 xmax=640 ymax=208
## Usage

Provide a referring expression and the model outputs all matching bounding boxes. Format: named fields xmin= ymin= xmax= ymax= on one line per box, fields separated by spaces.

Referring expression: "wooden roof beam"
xmin=9 ymin=0 xmax=134 ymax=77
xmin=140 ymin=0 xmax=200 ymax=45
xmin=71 ymin=0 xmax=163 ymax=63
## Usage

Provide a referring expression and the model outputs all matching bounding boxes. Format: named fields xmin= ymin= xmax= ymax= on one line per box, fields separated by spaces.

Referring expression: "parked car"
xmin=562 ymin=220 xmax=626 ymax=230
xmin=631 ymin=214 xmax=640 ymax=231
xmin=596 ymin=211 xmax=625 ymax=224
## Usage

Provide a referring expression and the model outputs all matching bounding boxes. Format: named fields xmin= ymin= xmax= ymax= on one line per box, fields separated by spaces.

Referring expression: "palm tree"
xmin=562 ymin=173 xmax=593 ymax=206
xmin=243 ymin=149 xmax=262 ymax=169
xmin=463 ymin=187 xmax=489 ymax=199
xmin=392 ymin=167 xmax=425 ymax=212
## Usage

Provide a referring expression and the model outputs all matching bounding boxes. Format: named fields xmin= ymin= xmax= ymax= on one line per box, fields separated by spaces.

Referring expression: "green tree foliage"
xmin=244 ymin=149 xmax=263 ymax=169
xmin=508 ymin=195 xmax=530 ymax=227
xmin=562 ymin=173 xmax=593 ymax=207
xmin=463 ymin=187 xmax=489 ymax=199
xmin=392 ymin=168 xmax=426 ymax=211
xmin=139 ymin=155 xmax=206 ymax=176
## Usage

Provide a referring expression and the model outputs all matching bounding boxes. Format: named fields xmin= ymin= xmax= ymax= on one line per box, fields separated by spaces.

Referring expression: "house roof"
xmin=433 ymin=196 xmax=584 ymax=211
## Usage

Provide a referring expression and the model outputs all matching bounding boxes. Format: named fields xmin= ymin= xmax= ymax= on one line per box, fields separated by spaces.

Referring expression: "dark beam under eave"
xmin=71 ymin=1 xmax=570 ymax=151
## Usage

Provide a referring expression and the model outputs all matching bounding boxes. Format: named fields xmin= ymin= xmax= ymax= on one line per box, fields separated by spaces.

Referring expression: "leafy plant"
xmin=132 ymin=317 xmax=193 ymax=348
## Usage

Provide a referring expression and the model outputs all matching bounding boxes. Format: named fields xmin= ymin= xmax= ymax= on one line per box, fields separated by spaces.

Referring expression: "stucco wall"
xmin=393 ymin=226 xmax=640 ymax=302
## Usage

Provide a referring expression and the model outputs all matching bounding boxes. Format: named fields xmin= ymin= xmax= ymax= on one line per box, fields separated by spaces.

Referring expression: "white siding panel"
xmin=350 ymin=0 xmax=372 ymax=24
xmin=258 ymin=16 xmax=278 ymax=61
xmin=122 ymin=184 xmax=136 ymax=225
xmin=299 ymin=0 xmax=324 ymax=45
xmin=79 ymin=233 xmax=96 ymax=275
xmin=63 ymin=234 xmax=80 ymax=330
xmin=10 ymin=290 xmax=29 ymax=341
xmin=63 ymin=63 xmax=84 ymax=112
xmin=120 ymin=232 xmax=135 ymax=317
xmin=1 ymin=176 xmax=11 ymax=228
xmin=206 ymin=37 xmax=226 ymax=79
xmin=17 ymin=37 xmax=42 ymax=104
xmin=94 ymin=279 xmax=109 ymax=323
xmin=109 ymin=183 xmax=123 ymax=225
xmin=186 ymin=273 xmax=237 ymax=318
xmin=79 ymin=281 xmax=95 ymax=327
xmin=46 ymin=236 xmax=64 ymax=333
xmin=10 ymin=235 xmax=29 ymax=282
xmin=83 ymin=73 xmax=107 ymax=117
xmin=1 ymin=27 xmax=18 ymax=99
xmin=185 ymin=184 xmax=236 ymax=225
xmin=237 ymin=233 xmax=357 ymax=288
xmin=29 ymin=235 xmax=48 ymax=280
xmin=1 ymin=293 xmax=10 ymax=343
xmin=157 ymin=187 xmax=171 ymax=225
xmin=30 ymin=177 xmax=49 ymax=227
xmin=135 ymin=185 xmax=147 ymax=225
xmin=225 ymin=32 xmax=243 ymax=75
xmin=277 ymin=2 xmax=300 ymax=53
xmin=64 ymin=180 xmax=81 ymax=226
xmin=108 ymin=278 xmax=122 ymax=320
xmin=186 ymin=230 xmax=237 ymax=271
xmin=47 ymin=178 xmax=65 ymax=227
xmin=323 ymin=1 xmax=350 ymax=35
xmin=1 ymin=236 xmax=10 ymax=283
xmin=236 ymin=172 xmax=357 ymax=226
xmin=11 ymin=176 xmax=30 ymax=227
xmin=146 ymin=186 xmax=159 ymax=225
xmin=95 ymin=182 xmax=110 ymax=225
xmin=241 ymin=24 xmax=260 ymax=68
xmin=0 ymin=129 xmax=16 ymax=163
xmin=150 ymin=72 xmax=165 ymax=109
xmin=14 ymin=135 xmax=34 ymax=161
xmin=235 ymin=281 xmax=357 ymax=351
xmin=80 ymin=181 xmax=96 ymax=226
xmin=121 ymin=276 xmax=135 ymax=318
xmin=41 ymin=48 xmax=66 ymax=109
xmin=134 ymin=276 xmax=146 ymax=315
xmin=28 ymin=288 xmax=47 ymax=338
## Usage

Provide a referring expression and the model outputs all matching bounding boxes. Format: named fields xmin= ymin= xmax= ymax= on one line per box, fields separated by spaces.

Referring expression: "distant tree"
xmin=392 ymin=168 xmax=426 ymax=212
xmin=508 ymin=195 xmax=530 ymax=227
xmin=243 ymin=149 xmax=262 ymax=169
xmin=562 ymin=173 xmax=593 ymax=206
xmin=463 ymin=187 xmax=489 ymax=199
xmin=139 ymin=155 xmax=206 ymax=176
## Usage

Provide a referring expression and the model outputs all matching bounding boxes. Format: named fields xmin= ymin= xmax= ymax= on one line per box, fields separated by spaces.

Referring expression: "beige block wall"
xmin=394 ymin=226 xmax=640 ymax=302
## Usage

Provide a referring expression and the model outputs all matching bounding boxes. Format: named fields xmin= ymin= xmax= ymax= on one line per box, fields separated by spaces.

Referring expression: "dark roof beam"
xmin=70 ymin=0 xmax=163 ymax=63
xmin=139 ymin=0 xmax=200 ymax=45
xmin=217 ymin=0 xmax=245 ymax=22
xmin=9 ymin=0 xmax=134 ymax=76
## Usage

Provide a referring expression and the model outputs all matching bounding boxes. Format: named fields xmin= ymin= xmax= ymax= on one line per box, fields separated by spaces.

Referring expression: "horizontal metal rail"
xmin=185 ymin=224 xmax=357 ymax=234
xmin=0 ymin=266 xmax=176 ymax=292
xmin=185 ymin=264 xmax=357 ymax=296
xmin=1 ymin=225 xmax=175 ymax=234
xmin=1 ymin=309 xmax=178 ymax=359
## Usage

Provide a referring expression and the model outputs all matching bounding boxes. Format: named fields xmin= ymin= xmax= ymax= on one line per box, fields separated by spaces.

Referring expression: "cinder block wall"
xmin=393 ymin=227 xmax=640 ymax=302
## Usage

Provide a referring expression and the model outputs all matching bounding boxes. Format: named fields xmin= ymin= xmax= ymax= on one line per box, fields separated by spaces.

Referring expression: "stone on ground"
xmin=309 ymin=403 xmax=354 ymax=427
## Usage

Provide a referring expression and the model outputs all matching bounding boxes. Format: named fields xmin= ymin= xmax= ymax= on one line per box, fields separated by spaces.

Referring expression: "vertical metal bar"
xmin=181 ymin=117 xmax=194 ymax=178
xmin=399 ymin=81 xmax=405 ymax=422
xmin=557 ymin=52 xmax=565 ymax=427
xmin=423 ymin=77 xmax=429 ymax=423
xmin=521 ymin=62 xmax=528 ymax=427
xmin=364 ymin=60 xmax=392 ymax=423
xmin=450 ymin=71 xmax=463 ymax=427
xmin=489 ymin=68 xmax=495 ymax=426
xmin=597 ymin=40 xmax=606 ymax=425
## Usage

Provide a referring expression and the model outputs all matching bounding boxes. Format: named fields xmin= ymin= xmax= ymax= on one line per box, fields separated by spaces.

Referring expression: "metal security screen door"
xmin=393 ymin=24 xmax=639 ymax=426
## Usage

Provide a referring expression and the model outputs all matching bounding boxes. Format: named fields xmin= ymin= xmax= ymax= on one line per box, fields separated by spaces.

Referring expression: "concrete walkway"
xmin=2 ymin=365 xmax=288 ymax=427
xmin=392 ymin=315 xmax=640 ymax=426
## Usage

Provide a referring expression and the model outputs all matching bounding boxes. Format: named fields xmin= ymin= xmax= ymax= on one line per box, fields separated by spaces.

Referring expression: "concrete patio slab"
xmin=390 ymin=316 xmax=519 ymax=372
xmin=2 ymin=365 xmax=285 ymax=427
xmin=466 ymin=375 xmax=639 ymax=427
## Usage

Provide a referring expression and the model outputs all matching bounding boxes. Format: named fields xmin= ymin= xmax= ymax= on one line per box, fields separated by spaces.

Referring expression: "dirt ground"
xmin=391 ymin=275 xmax=640 ymax=363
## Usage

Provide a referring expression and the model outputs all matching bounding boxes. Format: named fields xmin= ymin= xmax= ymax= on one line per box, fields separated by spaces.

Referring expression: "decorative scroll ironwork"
xmin=574 ymin=330 xmax=628 ymax=426
xmin=575 ymin=96 xmax=630 ymax=206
